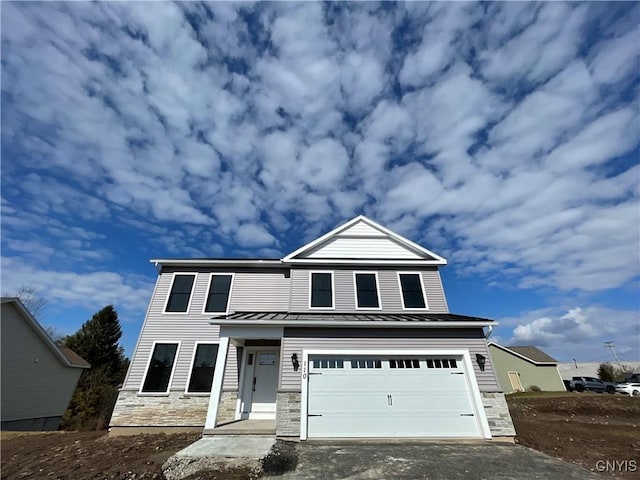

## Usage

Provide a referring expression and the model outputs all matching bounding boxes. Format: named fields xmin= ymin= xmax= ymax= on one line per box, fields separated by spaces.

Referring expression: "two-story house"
xmin=109 ymin=216 xmax=515 ymax=440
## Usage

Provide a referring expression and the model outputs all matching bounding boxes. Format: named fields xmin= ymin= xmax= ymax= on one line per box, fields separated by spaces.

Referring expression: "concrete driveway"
xmin=264 ymin=441 xmax=603 ymax=480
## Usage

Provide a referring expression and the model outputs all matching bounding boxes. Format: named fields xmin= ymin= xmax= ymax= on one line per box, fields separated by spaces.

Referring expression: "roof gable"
xmin=488 ymin=342 xmax=558 ymax=365
xmin=283 ymin=216 xmax=447 ymax=265
xmin=1 ymin=297 xmax=90 ymax=369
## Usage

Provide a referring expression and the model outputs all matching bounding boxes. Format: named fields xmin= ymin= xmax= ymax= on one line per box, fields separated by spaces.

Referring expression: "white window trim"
xmin=138 ymin=341 xmax=181 ymax=395
xmin=202 ymin=273 xmax=235 ymax=315
xmin=185 ymin=342 xmax=220 ymax=395
xmin=397 ymin=272 xmax=430 ymax=311
xmin=353 ymin=271 xmax=382 ymax=310
xmin=299 ymin=349 xmax=492 ymax=441
xmin=308 ymin=271 xmax=335 ymax=310
xmin=163 ymin=272 xmax=197 ymax=315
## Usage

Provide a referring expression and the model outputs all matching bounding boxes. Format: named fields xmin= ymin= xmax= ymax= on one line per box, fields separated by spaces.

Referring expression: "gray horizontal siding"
xmin=290 ymin=268 xmax=448 ymax=313
xmin=1 ymin=304 xmax=82 ymax=422
xmin=280 ymin=328 xmax=498 ymax=393
xmin=229 ymin=271 xmax=290 ymax=312
xmin=123 ymin=266 xmax=288 ymax=391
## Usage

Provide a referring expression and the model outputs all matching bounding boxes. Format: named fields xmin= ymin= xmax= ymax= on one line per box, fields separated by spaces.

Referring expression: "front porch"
xmin=206 ymin=326 xmax=289 ymax=434
xmin=203 ymin=419 xmax=276 ymax=436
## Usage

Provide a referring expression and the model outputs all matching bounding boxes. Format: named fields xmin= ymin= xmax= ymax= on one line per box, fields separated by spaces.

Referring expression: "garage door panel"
xmin=309 ymin=411 xmax=398 ymax=437
xmin=307 ymin=354 xmax=483 ymax=438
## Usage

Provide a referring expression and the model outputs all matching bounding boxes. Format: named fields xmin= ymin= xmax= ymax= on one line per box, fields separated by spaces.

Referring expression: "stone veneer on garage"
xmin=276 ymin=391 xmax=301 ymax=437
xmin=481 ymin=392 xmax=516 ymax=437
xmin=109 ymin=390 xmax=237 ymax=430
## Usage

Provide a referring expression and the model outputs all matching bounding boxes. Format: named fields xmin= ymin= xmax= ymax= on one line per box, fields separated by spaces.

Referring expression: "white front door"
xmin=249 ymin=350 xmax=279 ymax=418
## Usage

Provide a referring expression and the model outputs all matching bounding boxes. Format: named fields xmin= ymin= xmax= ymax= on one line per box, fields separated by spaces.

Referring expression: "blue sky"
xmin=1 ymin=2 xmax=639 ymax=364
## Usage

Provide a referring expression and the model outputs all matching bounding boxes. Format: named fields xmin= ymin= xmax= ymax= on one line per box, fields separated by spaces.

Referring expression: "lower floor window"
xmin=187 ymin=343 xmax=219 ymax=393
xmin=142 ymin=343 xmax=179 ymax=393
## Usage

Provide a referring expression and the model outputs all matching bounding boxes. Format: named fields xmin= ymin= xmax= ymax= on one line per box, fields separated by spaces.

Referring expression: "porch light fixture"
xmin=291 ymin=353 xmax=300 ymax=372
xmin=476 ymin=353 xmax=486 ymax=372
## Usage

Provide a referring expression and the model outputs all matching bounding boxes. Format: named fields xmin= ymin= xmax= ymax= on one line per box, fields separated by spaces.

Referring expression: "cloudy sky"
xmin=2 ymin=2 xmax=638 ymax=363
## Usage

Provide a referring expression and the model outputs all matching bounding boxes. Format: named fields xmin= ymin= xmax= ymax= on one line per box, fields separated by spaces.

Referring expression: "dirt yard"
xmin=1 ymin=393 xmax=638 ymax=479
xmin=507 ymin=392 xmax=640 ymax=479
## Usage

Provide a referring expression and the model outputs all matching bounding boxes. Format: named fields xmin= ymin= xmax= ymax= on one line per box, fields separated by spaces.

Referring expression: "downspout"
xmin=484 ymin=325 xmax=493 ymax=339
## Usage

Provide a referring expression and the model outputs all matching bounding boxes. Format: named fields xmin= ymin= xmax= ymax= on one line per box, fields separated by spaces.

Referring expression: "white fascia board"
xmin=211 ymin=320 xmax=496 ymax=328
xmin=487 ymin=342 xmax=556 ymax=366
xmin=151 ymin=259 xmax=283 ymax=267
xmin=282 ymin=215 xmax=447 ymax=264
xmin=283 ymin=258 xmax=446 ymax=266
xmin=5 ymin=298 xmax=79 ymax=369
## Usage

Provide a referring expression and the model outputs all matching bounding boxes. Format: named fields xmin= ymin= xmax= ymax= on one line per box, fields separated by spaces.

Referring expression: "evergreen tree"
xmin=62 ymin=305 xmax=129 ymax=430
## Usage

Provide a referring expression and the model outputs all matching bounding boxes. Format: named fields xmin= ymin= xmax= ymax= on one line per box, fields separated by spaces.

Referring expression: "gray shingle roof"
xmin=59 ymin=347 xmax=90 ymax=368
xmin=505 ymin=346 xmax=558 ymax=363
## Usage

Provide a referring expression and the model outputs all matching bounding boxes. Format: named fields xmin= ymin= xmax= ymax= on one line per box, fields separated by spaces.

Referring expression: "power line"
xmin=604 ymin=341 xmax=623 ymax=369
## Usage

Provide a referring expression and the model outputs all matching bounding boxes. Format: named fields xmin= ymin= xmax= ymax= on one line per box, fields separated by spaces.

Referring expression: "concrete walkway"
xmin=173 ymin=435 xmax=275 ymax=458
xmin=264 ymin=441 xmax=604 ymax=480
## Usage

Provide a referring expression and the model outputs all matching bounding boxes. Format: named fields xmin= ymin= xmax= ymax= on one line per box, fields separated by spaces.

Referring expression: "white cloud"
xmin=589 ymin=28 xmax=639 ymax=86
xmin=1 ymin=2 xmax=638 ymax=322
xmin=1 ymin=256 xmax=154 ymax=315
xmin=235 ymin=223 xmax=277 ymax=249
xmin=505 ymin=306 xmax=640 ymax=362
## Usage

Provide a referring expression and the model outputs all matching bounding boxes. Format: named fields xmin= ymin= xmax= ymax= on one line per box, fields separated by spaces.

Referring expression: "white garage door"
xmin=307 ymin=355 xmax=483 ymax=438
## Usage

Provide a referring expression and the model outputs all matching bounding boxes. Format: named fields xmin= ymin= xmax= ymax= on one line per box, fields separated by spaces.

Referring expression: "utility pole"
xmin=604 ymin=341 xmax=623 ymax=369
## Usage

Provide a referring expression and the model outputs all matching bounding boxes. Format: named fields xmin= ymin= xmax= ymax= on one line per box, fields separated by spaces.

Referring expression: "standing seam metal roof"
xmin=218 ymin=312 xmax=494 ymax=323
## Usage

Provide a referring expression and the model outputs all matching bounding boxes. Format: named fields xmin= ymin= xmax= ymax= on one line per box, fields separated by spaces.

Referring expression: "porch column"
xmin=204 ymin=336 xmax=230 ymax=430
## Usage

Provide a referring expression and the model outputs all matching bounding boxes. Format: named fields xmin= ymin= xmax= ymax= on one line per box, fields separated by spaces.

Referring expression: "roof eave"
xmin=151 ymin=259 xmax=283 ymax=268
xmin=281 ymin=215 xmax=448 ymax=264
xmin=283 ymin=258 xmax=447 ymax=266
xmin=488 ymin=342 xmax=557 ymax=365
xmin=2 ymin=298 xmax=86 ymax=369
xmin=210 ymin=319 xmax=496 ymax=328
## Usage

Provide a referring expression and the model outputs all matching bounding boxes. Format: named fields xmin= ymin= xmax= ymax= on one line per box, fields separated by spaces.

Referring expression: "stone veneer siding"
xmin=481 ymin=392 xmax=516 ymax=437
xmin=276 ymin=391 xmax=301 ymax=437
xmin=109 ymin=390 xmax=237 ymax=428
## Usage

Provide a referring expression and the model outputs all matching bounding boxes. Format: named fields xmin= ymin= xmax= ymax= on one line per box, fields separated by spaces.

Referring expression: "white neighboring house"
xmin=1 ymin=297 xmax=90 ymax=430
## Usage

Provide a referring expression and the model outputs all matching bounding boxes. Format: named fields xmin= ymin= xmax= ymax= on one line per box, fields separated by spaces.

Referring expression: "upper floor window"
xmin=141 ymin=342 xmax=179 ymax=393
xmin=187 ymin=343 xmax=219 ymax=393
xmin=310 ymin=272 xmax=334 ymax=308
xmin=165 ymin=274 xmax=196 ymax=313
xmin=204 ymin=274 xmax=233 ymax=313
xmin=398 ymin=273 xmax=428 ymax=309
xmin=354 ymin=272 xmax=380 ymax=309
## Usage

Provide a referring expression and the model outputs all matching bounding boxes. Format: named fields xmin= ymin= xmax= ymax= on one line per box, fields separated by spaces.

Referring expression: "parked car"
xmin=568 ymin=376 xmax=616 ymax=393
xmin=615 ymin=382 xmax=640 ymax=397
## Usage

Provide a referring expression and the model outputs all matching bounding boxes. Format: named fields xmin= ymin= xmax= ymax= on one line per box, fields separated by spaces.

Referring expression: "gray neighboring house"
xmin=1 ymin=297 xmax=90 ymax=430
xmin=488 ymin=343 xmax=565 ymax=392
xmin=110 ymin=215 xmax=516 ymax=440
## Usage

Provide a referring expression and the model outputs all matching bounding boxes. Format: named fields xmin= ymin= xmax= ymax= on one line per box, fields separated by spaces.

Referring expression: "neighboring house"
xmin=110 ymin=216 xmax=515 ymax=440
xmin=1 ymin=297 xmax=90 ymax=430
xmin=488 ymin=343 xmax=565 ymax=392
